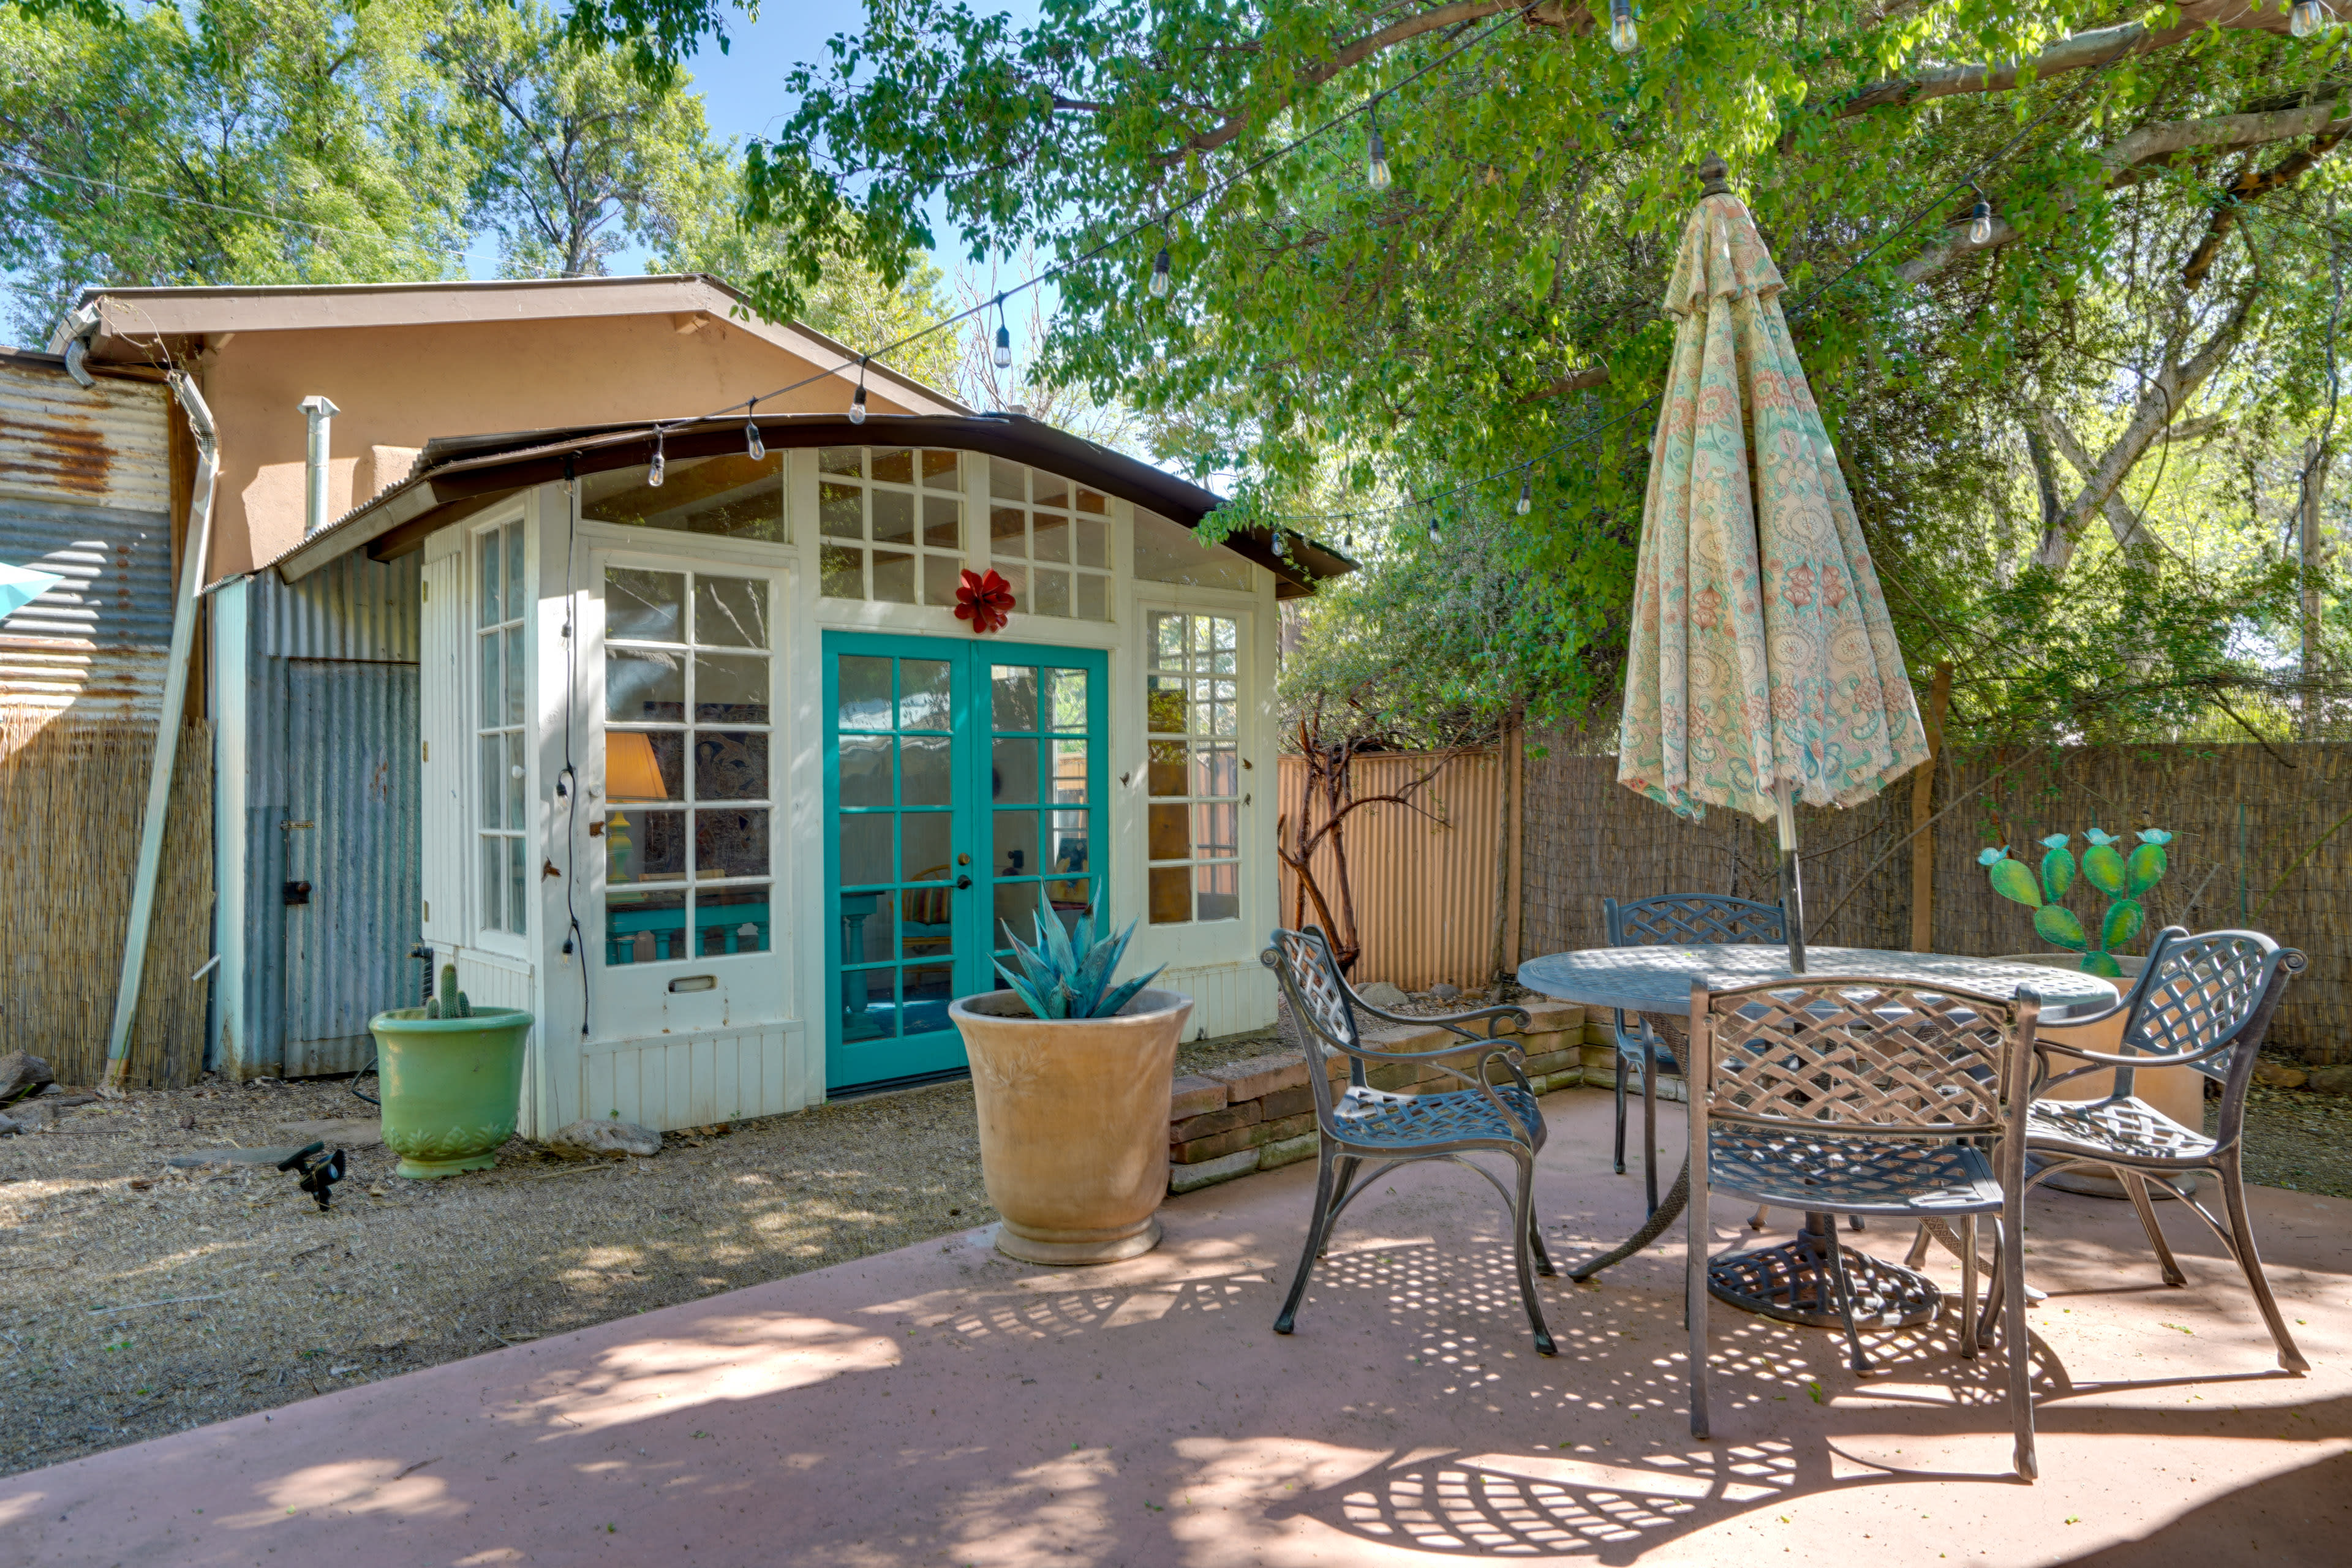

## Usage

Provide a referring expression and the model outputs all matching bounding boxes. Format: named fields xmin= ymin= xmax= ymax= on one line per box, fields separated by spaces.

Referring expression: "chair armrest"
xmin=1349 ymin=995 xmax=1534 ymax=1042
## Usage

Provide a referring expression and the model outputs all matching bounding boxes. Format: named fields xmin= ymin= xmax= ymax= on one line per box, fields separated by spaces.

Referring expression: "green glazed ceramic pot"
xmin=368 ymin=1006 xmax=532 ymax=1178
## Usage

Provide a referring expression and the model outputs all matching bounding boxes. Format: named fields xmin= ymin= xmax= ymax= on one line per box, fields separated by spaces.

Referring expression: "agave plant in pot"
xmin=949 ymin=902 xmax=1191 ymax=1265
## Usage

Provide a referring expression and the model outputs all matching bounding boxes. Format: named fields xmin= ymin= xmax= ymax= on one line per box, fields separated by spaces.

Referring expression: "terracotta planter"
xmin=1997 ymin=954 xmax=2202 ymax=1199
xmin=950 ymin=987 xmax=1193 ymax=1265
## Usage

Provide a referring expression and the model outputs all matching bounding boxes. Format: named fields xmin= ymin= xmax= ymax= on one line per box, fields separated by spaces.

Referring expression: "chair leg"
xmin=2002 ymin=1198 xmax=2037 ymax=1481
xmin=1612 ymin=1057 xmax=1629 ymax=1177
xmin=1905 ymin=1221 xmax=1933 ymax=1270
xmin=1957 ymin=1214 xmax=1978 ymax=1362
xmin=1510 ymin=1152 xmax=1557 ymax=1355
xmin=2119 ymin=1169 xmax=2188 ymax=1287
xmin=1687 ymin=1159 xmax=1712 ymax=1439
xmin=1641 ymin=1042 xmax=1662 ymax=1215
xmin=1317 ymin=1156 xmax=1360 ymax=1258
xmin=1527 ymin=1182 xmax=1556 ymax=1278
xmin=1749 ymin=1203 xmax=1770 ymax=1232
xmin=1274 ymin=1148 xmax=1341 ymax=1336
xmin=1977 ymin=1219 xmax=2004 ymax=1351
xmin=1817 ymin=1219 xmax=1876 ymax=1376
xmin=2217 ymin=1154 xmax=2311 ymax=1374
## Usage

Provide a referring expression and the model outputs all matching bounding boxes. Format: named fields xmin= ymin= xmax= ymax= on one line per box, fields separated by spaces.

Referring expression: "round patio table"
xmin=1518 ymin=945 xmax=2119 ymax=1330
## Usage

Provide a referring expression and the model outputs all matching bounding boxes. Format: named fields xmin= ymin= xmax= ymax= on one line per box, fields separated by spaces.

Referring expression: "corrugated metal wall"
xmin=0 ymin=358 xmax=174 ymax=722
xmin=235 ymin=551 xmax=423 ymax=1075
xmin=1277 ymin=749 xmax=1509 ymax=992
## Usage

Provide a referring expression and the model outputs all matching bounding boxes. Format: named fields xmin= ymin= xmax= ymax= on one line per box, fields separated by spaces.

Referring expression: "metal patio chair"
xmin=2000 ymin=927 xmax=2309 ymax=1374
xmin=1602 ymin=894 xmax=1789 ymax=1213
xmin=1261 ymin=927 xmax=1558 ymax=1355
xmin=1685 ymin=974 xmax=2040 ymax=1479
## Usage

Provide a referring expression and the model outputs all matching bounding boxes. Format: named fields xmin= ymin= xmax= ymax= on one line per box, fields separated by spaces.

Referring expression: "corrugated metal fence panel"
xmin=0 ymin=361 xmax=175 ymax=723
xmin=1277 ymin=750 xmax=1506 ymax=992
xmin=236 ymin=554 xmax=423 ymax=1076
xmin=0 ymin=493 xmax=175 ymax=720
xmin=279 ymin=658 xmax=421 ymax=1074
xmin=252 ymin=548 xmax=420 ymax=662
xmin=0 ymin=357 xmax=170 ymax=514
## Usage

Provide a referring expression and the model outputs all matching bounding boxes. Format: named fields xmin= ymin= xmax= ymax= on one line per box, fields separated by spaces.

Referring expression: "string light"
xmin=993 ymin=296 xmax=1013 ymax=369
xmin=1609 ymin=0 xmax=1640 ymax=54
xmin=1428 ymin=511 xmax=1441 ymax=543
xmin=849 ymin=359 xmax=869 ymax=425
xmin=1515 ymin=477 xmax=1532 ymax=515
xmin=1968 ymin=192 xmax=1993 ymax=246
xmin=744 ymin=400 xmax=764 ymax=462
xmin=1150 ymin=246 xmax=1173 ymax=298
xmin=647 ymin=430 xmax=665 ymax=488
xmin=2291 ymin=1 xmax=2331 ymax=39
xmin=1367 ymin=111 xmax=1392 ymax=191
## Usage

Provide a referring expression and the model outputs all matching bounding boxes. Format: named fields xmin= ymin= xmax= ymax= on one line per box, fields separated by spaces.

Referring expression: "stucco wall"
xmin=195 ymin=311 xmax=921 ymax=576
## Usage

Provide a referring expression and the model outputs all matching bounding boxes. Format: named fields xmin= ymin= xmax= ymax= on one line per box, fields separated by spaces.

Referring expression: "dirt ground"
xmin=0 ymin=1024 xmax=1291 ymax=1482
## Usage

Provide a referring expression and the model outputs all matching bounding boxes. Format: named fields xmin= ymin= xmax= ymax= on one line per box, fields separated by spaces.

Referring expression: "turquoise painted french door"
xmin=823 ymin=632 xmax=1109 ymax=1091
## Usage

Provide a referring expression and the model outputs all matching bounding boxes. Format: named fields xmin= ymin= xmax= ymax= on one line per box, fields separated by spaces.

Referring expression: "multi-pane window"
xmin=1145 ymin=612 xmax=1241 ymax=924
xmin=988 ymin=458 xmax=1113 ymax=621
xmin=603 ymin=567 xmax=774 ymax=965
xmin=989 ymin=662 xmax=1096 ymax=960
xmin=476 ymin=520 xmax=529 ymax=935
xmin=818 ymin=447 xmax=966 ymax=605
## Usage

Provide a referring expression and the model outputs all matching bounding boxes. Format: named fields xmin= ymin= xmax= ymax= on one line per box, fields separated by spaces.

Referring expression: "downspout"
xmin=59 ymin=303 xmax=100 ymax=388
xmin=102 ymin=371 xmax=217 ymax=1090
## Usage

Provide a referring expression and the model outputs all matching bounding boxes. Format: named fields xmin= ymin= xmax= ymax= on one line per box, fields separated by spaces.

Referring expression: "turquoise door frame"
xmin=822 ymin=631 xmax=1109 ymax=1093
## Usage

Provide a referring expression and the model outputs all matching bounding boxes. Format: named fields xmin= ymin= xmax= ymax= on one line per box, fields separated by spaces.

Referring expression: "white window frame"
xmin=471 ymin=511 xmax=532 ymax=952
xmin=813 ymin=445 xmax=973 ymax=608
xmin=976 ymin=454 xmax=1117 ymax=624
xmin=1139 ymin=604 xmax=1253 ymax=929
xmin=590 ymin=548 xmax=793 ymax=993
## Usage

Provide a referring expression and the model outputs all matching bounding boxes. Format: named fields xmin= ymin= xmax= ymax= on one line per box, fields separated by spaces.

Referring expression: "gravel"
xmin=2217 ymin=1082 xmax=2352 ymax=1200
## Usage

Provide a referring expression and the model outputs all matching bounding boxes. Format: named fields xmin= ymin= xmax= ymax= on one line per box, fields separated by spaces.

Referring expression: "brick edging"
xmin=1167 ymin=1001 xmax=1645 ymax=1195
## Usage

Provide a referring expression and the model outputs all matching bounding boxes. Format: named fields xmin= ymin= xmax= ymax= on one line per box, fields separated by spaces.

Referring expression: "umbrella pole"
xmin=1777 ymin=785 xmax=1807 ymax=973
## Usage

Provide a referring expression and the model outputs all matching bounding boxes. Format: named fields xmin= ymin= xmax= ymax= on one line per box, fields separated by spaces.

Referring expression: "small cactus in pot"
xmin=1981 ymin=827 xmax=2171 ymax=978
xmin=423 ymin=963 xmax=473 ymax=1019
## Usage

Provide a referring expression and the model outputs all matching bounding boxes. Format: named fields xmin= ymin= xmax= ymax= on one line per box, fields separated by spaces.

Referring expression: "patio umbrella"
xmin=1616 ymin=157 xmax=1931 ymax=971
xmin=0 ymin=559 xmax=64 ymax=624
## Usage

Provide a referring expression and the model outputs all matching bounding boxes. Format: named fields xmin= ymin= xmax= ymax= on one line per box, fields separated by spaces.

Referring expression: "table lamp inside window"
xmin=605 ymin=731 xmax=670 ymax=884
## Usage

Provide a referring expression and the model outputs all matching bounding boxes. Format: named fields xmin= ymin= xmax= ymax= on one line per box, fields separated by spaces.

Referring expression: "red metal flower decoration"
xmin=954 ymin=567 xmax=1014 ymax=634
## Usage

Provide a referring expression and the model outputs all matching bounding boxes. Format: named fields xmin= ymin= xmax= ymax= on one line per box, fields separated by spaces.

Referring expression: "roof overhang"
xmin=266 ymin=413 xmax=1354 ymax=598
xmin=55 ymin=273 xmax=966 ymax=418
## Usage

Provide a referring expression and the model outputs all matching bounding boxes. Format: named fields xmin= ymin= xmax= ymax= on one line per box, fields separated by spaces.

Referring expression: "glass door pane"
xmin=983 ymin=650 xmax=1106 ymax=989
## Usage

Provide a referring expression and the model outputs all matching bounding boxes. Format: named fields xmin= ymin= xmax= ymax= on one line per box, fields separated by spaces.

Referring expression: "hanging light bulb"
xmin=1968 ymin=194 xmax=1993 ymax=246
xmin=1609 ymin=0 xmax=1639 ymax=53
xmin=1427 ymin=512 xmax=1441 ymax=543
xmin=1367 ymin=117 xmax=1392 ymax=192
xmin=1343 ymin=529 xmax=1354 ymax=549
xmin=1273 ymin=529 xmax=1288 ymax=559
xmin=744 ymin=400 xmax=764 ymax=462
xmin=1515 ymin=477 xmax=1532 ymax=516
xmin=647 ymin=429 xmax=666 ymax=488
xmin=993 ymin=296 xmax=1013 ymax=369
xmin=2291 ymin=1 xmax=2330 ymax=39
xmin=848 ymin=360 xmax=869 ymax=426
xmin=1149 ymin=245 xmax=1172 ymax=298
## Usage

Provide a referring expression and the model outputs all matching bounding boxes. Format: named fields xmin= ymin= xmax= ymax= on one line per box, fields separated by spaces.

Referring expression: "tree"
xmin=0 ymin=0 xmax=469 ymax=341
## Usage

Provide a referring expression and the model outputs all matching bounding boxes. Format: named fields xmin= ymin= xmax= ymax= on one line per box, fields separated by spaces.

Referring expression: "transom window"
xmin=987 ymin=458 xmax=1112 ymax=621
xmin=1145 ymin=612 xmax=1241 ymax=924
xmin=818 ymin=447 xmax=966 ymax=606
xmin=579 ymin=453 xmax=785 ymax=543
xmin=475 ymin=519 xmax=528 ymax=935
xmin=603 ymin=566 xmax=774 ymax=965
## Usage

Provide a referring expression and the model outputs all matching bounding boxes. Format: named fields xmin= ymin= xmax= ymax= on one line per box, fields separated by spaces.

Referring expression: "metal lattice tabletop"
xmin=1521 ymin=944 xmax=2119 ymax=1329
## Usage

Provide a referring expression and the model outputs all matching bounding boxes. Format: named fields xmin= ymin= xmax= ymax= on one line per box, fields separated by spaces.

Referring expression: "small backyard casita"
xmin=270 ymin=412 xmax=1348 ymax=1133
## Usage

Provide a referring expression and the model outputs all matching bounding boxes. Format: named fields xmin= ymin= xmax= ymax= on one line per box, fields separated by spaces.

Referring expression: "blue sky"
xmin=475 ymin=1 xmax=1044 ymax=281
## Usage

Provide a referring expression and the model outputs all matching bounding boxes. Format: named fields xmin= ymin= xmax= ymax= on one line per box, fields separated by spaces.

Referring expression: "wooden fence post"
xmin=1909 ymin=662 xmax=1953 ymax=952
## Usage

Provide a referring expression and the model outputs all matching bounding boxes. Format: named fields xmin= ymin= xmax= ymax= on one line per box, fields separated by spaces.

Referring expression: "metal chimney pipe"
xmin=298 ymin=394 xmax=339 ymax=537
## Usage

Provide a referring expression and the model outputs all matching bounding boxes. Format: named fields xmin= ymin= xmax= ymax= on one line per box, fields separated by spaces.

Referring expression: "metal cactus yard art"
xmin=1980 ymin=827 xmax=2171 ymax=977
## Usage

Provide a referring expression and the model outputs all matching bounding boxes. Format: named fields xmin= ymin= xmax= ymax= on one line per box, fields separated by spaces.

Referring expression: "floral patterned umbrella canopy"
xmin=1616 ymin=162 xmax=1931 ymax=965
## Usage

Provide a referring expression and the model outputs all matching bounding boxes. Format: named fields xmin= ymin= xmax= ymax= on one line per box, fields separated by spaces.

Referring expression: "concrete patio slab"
xmin=4 ymin=1087 xmax=2348 ymax=1567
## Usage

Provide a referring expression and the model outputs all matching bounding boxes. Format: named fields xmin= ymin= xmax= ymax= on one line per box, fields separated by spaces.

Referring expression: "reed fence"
xmin=0 ymin=712 xmax=214 ymax=1087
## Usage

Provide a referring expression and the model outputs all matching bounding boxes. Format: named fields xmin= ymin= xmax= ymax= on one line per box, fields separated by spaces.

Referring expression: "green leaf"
xmin=2081 ymin=843 xmax=2127 ymax=897
xmin=2038 ymin=845 xmax=2076 ymax=903
xmin=2081 ymin=950 xmax=2124 ymax=979
xmin=2034 ymin=903 xmax=2087 ymax=950
xmin=1989 ymin=858 xmax=2043 ymax=908
xmin=2126 ymin=842 xmax=2168 ymax=896
xmin=2101 ymin=898 xmax=2144 ymax=952
xmin=1097 ymin=965 xmax=1166 ymax=1019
